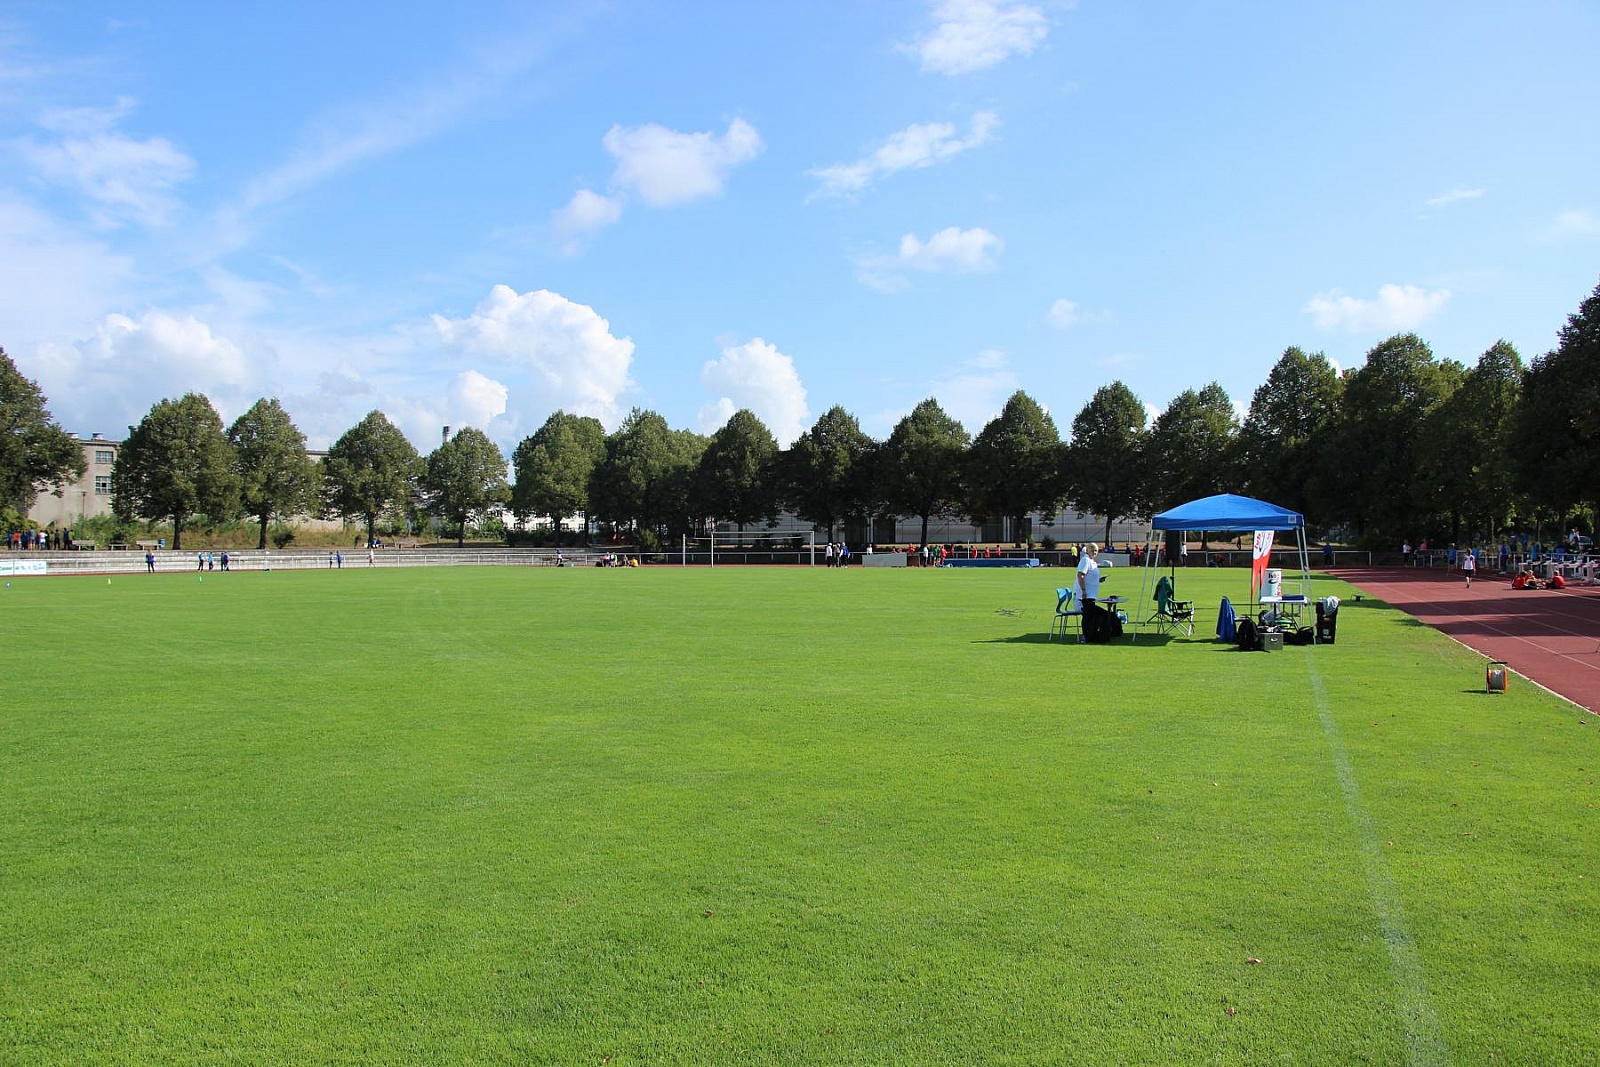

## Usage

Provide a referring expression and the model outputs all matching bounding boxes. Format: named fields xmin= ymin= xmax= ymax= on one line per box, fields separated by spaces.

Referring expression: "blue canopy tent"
xmin=1135 ymin=493 xmax=1310 ymax=640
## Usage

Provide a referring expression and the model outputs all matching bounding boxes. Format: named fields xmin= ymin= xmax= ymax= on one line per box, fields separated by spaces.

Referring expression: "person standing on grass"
xmin=368 ymin=545 xmax=376 ymax=566
xmin=1463 ymin=548 xmax=1476 ymax=588
xmin=145 ymin=551 xmax=156 ymax=573
xmin=1076 ymin=542 xmax=1105 ymax=642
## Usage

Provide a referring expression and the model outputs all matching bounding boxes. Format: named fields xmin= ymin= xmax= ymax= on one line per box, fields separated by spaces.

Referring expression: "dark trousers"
xmin=1083 ymin=599 xmax=1106 ymax=643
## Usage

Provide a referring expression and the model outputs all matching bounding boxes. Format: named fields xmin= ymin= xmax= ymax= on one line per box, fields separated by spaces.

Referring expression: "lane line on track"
xmin=1361 ymin=594 xmax=1600 ymax=677
xmin=1340 ymin=578 xmax=1596 ymax=712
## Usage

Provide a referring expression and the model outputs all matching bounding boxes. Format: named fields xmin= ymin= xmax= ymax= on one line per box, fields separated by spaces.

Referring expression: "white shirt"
xmin=1077 ymin=553 xmax=1102 ymax=600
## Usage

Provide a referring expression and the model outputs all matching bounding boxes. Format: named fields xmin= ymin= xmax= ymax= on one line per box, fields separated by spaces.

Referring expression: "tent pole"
xmin=1299 ymin=525 xmax=1315 ymax=643
xmin=1134 ymin=532 xmax=1155 ymax=642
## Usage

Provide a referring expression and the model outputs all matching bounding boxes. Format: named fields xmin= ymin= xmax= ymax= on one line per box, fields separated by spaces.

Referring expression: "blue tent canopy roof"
xmin=1151 ymin=493 xmax=1304 ymax=532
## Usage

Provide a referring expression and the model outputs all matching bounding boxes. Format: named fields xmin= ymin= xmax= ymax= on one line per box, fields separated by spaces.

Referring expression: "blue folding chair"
xmin=1049 ymin=587 xmax=1083 ymax=642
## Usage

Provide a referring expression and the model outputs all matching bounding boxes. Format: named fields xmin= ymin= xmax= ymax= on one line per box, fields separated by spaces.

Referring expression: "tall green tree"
xmin=695 ymin=409 xmax=779 ymax=534
xmin=661 ymin=427 xmax=709 ymax=541
xmin=1511 ymin=278 xmax=1600 ymax=523
xmin=422 ymin=427 xmax=509 ymax=545
xmin=590 ymin=409 xmax=706 ymax=542
xmin=1416 ymin=341 xmax=1522 ymax=540
xmin=1322 ymin=333 xmax=1461 ymax=540
xmin=0 ymin=347 xmax=85 ymax=519
xmin=1234 ymin=347 xmax=1343 ymax=525
xmin=323 ymin=410 xmax=423 ymax=546
xmin=511 ymin=411 xmax=606 ymax=545
xmin=965 ymin=390 xmax=1060 ymax=544
xmin=112 ymin=393 xmax=238 ymax=550
xmin=1063 ymin=381 xmax=1148 ymax=545
xmin=228 ymin=398 xmax=318 ymax=549
xmin=1145 ymin=382 xmax=1238 ymax=520
xmin=881 ymin=398 xmax=969 ymax=547
xmin=779 ymin=405 xmax=875 ymax=541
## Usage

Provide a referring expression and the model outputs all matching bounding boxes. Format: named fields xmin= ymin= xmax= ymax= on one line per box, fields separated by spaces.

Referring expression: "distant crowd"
xmin=6 ymin=528 xmax=73 ymax=550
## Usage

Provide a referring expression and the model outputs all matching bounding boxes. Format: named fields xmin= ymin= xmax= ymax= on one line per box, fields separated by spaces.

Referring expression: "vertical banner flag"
xmin=1251 ymin=530 xmax=1275 ymax=596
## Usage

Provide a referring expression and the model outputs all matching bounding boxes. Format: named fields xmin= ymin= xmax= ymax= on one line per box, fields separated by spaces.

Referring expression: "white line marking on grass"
xmin=1306 ymin=657 xmax=1449 ymax=1067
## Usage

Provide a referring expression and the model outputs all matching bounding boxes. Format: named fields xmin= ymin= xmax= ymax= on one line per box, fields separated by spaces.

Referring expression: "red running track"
xmin=1334 ymin=567 xmax=1600 ymax=714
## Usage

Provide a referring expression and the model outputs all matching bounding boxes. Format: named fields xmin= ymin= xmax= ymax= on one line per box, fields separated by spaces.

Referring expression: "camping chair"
xmin=1152 ymin=575 xmax=1195 ymax=637
xmin=1049 ymin=587 xmax=1083 ymax=642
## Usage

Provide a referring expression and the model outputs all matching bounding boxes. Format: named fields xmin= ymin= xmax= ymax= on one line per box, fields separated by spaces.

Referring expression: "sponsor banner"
xmin=1251 ymin=530 xmax=1274 ymax=596
xmin=0 ymin=559 xmax=49 ymax=577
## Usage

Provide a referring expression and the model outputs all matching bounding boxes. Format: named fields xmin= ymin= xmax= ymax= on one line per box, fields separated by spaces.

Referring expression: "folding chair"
xmin=1152 ymin=575 xmax=1195 ymax=637
xmin=1049 ymin=587 xmax=1083 ymax=642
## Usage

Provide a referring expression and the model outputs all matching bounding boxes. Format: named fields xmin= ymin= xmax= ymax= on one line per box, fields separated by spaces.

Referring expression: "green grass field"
xmin=2 ymin=564 xmax=1596 ymax=1065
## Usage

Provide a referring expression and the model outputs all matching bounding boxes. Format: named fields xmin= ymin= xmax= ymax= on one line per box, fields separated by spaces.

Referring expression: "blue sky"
xmin=4 ymin=1 xmax=1597 ymax=454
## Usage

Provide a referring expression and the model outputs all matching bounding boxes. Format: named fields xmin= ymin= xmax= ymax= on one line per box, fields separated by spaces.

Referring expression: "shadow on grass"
xmin=985 ymin=632 xmax=1179 ymax=648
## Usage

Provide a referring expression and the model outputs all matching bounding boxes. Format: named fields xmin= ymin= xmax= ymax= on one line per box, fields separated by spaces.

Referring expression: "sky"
xmin=3 ymin=1 xmax=1598 ymax=456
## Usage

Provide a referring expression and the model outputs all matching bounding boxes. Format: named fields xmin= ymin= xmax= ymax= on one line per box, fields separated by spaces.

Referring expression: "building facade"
xmin=27 ymin=434 xmax=119 ymax=529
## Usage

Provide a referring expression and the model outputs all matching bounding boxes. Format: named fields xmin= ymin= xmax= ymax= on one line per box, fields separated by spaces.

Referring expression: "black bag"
xmin=1289 ymin=626 xmax=1315 ymax=646
xmin=1236 ymin=618 xmax=1259 ymax=651
xmin=1106 ymin=608 xmax=1124 ymax=640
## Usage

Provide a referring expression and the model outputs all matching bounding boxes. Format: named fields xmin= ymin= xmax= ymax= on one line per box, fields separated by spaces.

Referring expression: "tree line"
xmin=3 ymin=277 xmax=1596 ymax=550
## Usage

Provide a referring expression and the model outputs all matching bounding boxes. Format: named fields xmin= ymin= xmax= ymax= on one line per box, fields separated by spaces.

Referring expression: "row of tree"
xmin=2 ymin=278 xmax=1596 ymax=549
xmin=501 ymin=278 xmax=1600 ymax=548
xmin=105 ymin=398 xmax=515 ymax=550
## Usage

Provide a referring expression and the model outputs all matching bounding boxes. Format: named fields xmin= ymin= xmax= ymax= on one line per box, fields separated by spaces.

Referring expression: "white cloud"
xmin=448 ymin=370 xmax=510 ymax=431
xmin=856 ymin=226 xmax=1003 ymax=291
xmin=906 ymin=0 xmax=1050 ymax=75
xmin=899 ymin=226 xmax=1003 ymax=271
xmin=28 ymin=309 xmax=252 ymax=435
xmin=553 ymin=188 xmax=623 ymax=237
xmin=432 ymin=284 xmax=635 ymax=428
xmin=602 ymin=118 xmax=763 ymax=207
xmin=697 ymin=337 xmax=810 ymax=446
xmin=1549 ymin=209 xmax=1600 ymax=238
xmin=1047 ymin=298 xmax=1080 ymax=328
xmin=214 ymin=24 xmax=572 ymax=248
xmin=17 ymin=97 xmax=194 ymax=226
xmin=1423 ymin=186 xmax=1483 ymax=209
xmin=809 ymin=111 xmax=999 ymax=198
xmin=1306 ymin=284 xmax=1450 ymax=333
xmin=0 ymin=196 xmax=132 ymax=341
